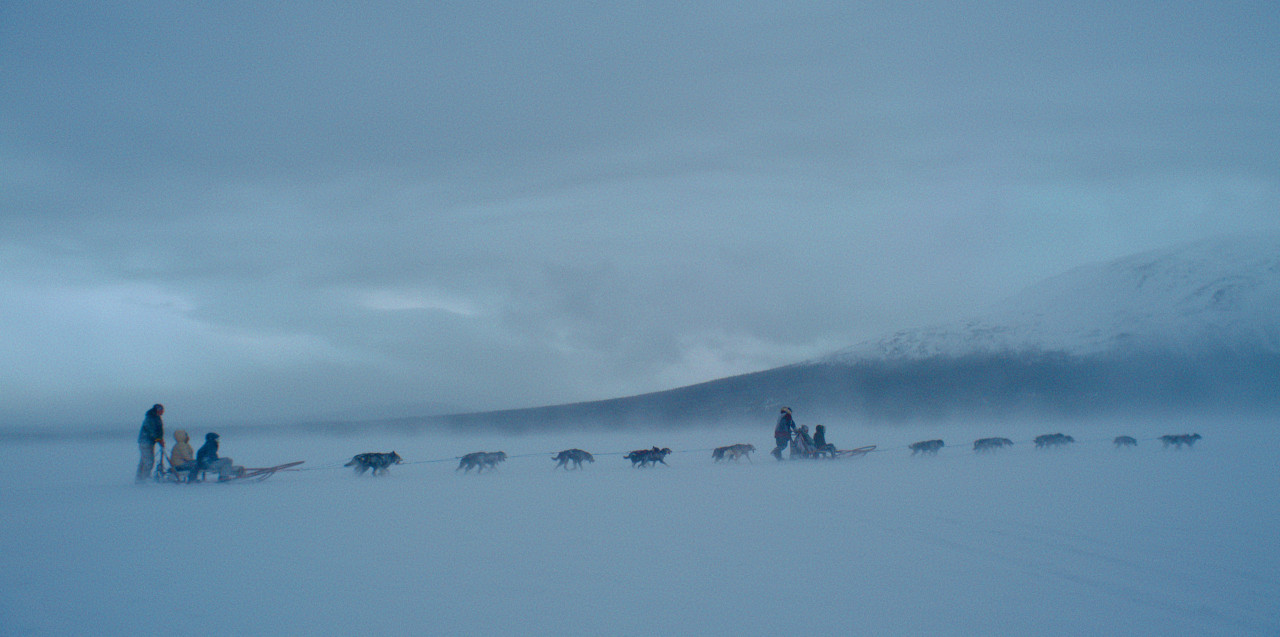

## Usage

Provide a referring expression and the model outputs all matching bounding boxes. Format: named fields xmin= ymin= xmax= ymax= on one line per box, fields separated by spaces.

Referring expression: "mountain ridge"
xmin=370 ymin=234 xmax=1280 ymax=431
xmin=824 ymin=233 xmax=1280 ymax=362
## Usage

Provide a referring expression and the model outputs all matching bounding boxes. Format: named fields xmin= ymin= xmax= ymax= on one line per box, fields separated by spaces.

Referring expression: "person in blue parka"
xmin=772 ymin=407 xmax=796 ymax=460
xmin=135 ymin=404 xmax=165 ymax=483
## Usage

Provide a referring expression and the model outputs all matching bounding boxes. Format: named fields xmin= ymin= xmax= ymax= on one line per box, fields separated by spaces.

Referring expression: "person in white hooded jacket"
xmin=169 ymin=429 xmax=196 ymax=482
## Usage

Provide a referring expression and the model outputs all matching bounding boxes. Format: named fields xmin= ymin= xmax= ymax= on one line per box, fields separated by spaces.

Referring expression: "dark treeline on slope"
xmin=383 ymin=347 xmax=1280 ymax=433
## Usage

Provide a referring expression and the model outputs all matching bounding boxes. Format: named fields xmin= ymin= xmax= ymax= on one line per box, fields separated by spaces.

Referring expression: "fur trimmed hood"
xmin=170 ymin=429 xmax=194 ymax=466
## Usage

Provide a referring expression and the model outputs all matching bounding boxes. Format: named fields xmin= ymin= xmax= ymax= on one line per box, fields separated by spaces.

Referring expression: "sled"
xmin=790 ymin=430 xmax=875 ymax=460
xmin=220 ymin=461 xmax=305 ymax=482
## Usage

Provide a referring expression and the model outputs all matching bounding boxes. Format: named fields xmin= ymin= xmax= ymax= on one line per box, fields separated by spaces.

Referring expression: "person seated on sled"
xmin=792 ymin=425 xmax=818 ymax=458
xmin=195 ymin=432 xmax=244 ymax=481
xmin=813 ymin=424 xmax=837 ymax=457
xmin=168 ymin=429 xmax=197 ymax=481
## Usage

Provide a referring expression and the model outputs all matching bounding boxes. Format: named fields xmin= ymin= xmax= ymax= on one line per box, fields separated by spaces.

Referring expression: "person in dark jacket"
xmin=772 ymin=407 xmax=796 ymax=460
xmin=135 ymin=404 xmax=165 ymax=483
xmin=813 ymin=424 xmax=836 ymax=457
xmin=195 ymin=432 xmax=242 ymax=481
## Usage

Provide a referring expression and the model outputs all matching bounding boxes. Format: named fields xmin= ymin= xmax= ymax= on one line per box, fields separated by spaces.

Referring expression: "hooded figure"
xmin=195 ymin=433 xmax=240 ymax=481
xmin=813 ymin=424 xmax=827 ymax=449
xmin=135 ymin=404 xmax=165 ymax=483
xmin=795 ymin=424 xmax=817 ymax=457
xmin=813 ymin=424 xmax=836 ymax=457
xmin=772 ymin=407 xmax=796 ymax=460
xmin=196 ymin=432 xmax=220 ymax=468
xmin=169 ymin=430 xmax=195 ymax=480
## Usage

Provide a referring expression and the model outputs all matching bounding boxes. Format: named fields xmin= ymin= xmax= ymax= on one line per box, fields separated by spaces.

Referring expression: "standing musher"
xmin=772 ymin=406 xmax=796 ymax=460
xmin=136 ymin=403 xmax=165 ymax=483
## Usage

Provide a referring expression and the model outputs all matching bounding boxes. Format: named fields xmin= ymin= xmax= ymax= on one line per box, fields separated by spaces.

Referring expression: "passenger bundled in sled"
xmin=167 ymin=429 xmax=197 ymax=482
xmin=790 ymin=425 xmax=820 ymax=459
xmin=790 ymin=423 xmax=874 ymax=459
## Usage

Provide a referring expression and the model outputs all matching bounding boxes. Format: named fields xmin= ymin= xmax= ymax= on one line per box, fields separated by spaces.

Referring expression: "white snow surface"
xmin=2 ymin=417 xmax=1277 ymax=636
xmin=825 ymin=234 xmax=1280 ymax=361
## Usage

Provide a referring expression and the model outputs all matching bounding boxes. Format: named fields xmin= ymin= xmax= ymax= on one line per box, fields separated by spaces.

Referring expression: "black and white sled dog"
xmin=344 ymin=451 xmax=402 ymax=476
xmin=712 ymin=443 xmax=755 ymax=463
xmin=1113 ymin=435 xmax=1138 ymax=448
xmin=625 ymin=446 xmax=672 ymax=467
xmin=973 ymin=437 xmax=1014 ymax=452
xmin=1034 ymin=433 xmax=1075 ymax=449
xmin=1160 ymin=433 xmax=1201 ymax=449
xmin=457 ymin=451 xmax=507 ymax=473
xmin=552 ymin=448 xmax=595 ymax=470
xmin=909 ymin=439 xmax=945 ymax=455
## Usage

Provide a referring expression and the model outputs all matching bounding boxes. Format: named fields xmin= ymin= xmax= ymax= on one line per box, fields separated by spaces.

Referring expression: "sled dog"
xmin=552 ymin=448 xmax=595 ymax=470
xmin=1113 ymin=436 xmax=1138 ymax=448
xmin=1034 ymin=433 xmax=1075 ymax=449
xmin=344 ymin=451 xmax=402 ymax=476
xmin=909 ymin=439 xmax=945 ymax=455
xmin=625 ymin=447 xmax=672 ymax=467
xmin=712 ymin=443 xmax=755 ymax=463
xmin=972 ymin=438 xmax=1014 ymax=452
xmin=457 ymin=451 xmax=507 ymax=473
xmin=1160 ymin=433 xmax=1201 ymax=449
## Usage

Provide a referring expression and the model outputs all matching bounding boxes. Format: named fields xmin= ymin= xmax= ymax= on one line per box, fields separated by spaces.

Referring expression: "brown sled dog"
xmin=909 ymin=439 xmax=945 ymax=455
xmin=625 ymin=447 xmax=672 ymax=467
xmin=712 ymin=444 xmax=755 ymax=463
xmin=552 ymin=448 xmax=595 ymax=470
xmin=1160 ymin=433 xmax=1201 ymax=449
xmin=1113 ymin=436 xmax=1138 ymax=448
xmin=1034 ymin=433 xmax=1075 ymax=449
xmin=457 ymin=451 xmax=507 ymax=473
xmin=973 ymin=438 xmax=1014 ymax=452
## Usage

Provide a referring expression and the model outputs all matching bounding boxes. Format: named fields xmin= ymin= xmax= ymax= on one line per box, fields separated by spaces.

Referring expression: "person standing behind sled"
xmin=135 ymin=404 xmax=165 ymax=483
xmin=195 ymin=432 xmax=242 ymax=481
xmin=772 ymin=407 xmax=796 ymax=460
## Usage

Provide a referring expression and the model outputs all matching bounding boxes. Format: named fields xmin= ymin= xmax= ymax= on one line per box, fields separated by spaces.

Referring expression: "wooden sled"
xmin=829 ymin=445 xmax=876 ymax=459
xmin=221 ymin=461 xmax=305 ymax=482
xmin=170 ymin=461 xmax=305 ymax=483
xmin=789 ymin=432 xmax=859 ymax=459
xmin=790 ymin=430 xmax=875 ymax=460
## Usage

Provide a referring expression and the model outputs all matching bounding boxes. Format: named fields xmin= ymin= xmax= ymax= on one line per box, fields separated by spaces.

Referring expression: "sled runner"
xmin=221 ymin=461 xmax=305 ymax=482
xmin=158 ymin=460 xmax=304 ymax=483
xmin=828 ymin=445 xmax=876 ymax=458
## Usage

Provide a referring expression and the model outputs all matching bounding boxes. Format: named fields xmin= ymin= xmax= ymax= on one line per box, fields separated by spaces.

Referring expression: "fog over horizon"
xmin=3 ymin=3 xmax=1278 ymax=429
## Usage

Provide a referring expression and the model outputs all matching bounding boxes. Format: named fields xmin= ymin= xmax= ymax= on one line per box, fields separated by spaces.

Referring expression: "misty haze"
xmin=2 ymin=3 xmax=1278 ymax=636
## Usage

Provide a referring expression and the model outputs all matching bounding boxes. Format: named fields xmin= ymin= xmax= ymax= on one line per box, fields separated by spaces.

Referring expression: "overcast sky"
xmin=2 ymin=2 xmax=1277 ymax=428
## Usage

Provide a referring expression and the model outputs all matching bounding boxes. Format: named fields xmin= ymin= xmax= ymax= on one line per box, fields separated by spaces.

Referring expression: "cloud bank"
xmin=2 ymin=3 xmax=1277 ymax=427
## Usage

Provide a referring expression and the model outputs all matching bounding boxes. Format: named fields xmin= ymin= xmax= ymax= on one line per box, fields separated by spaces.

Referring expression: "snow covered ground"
xmin=2 ymin=417 xmax=1277 ymax=636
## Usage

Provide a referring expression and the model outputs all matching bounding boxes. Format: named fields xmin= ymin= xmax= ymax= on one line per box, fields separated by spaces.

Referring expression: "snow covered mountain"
xmin=398 ymin=234 xmax=1280 ymax=431
xmin=826 ymin=233 xmax=1280 ymax=362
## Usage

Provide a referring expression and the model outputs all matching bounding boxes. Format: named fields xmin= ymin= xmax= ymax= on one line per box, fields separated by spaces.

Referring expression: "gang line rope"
xmin=290 ymin=435 xmax=1188 ymax=474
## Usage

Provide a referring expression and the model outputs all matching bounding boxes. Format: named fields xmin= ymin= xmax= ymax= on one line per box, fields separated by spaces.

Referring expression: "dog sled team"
xmin=136 ymin=403 xmax=1207 ymax=483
